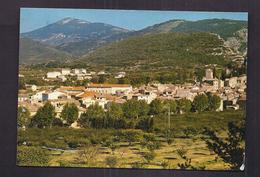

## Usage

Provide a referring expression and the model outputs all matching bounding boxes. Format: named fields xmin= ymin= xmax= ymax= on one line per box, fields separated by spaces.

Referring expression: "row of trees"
xmin=18 ymin=93 xmax=221 ymax=130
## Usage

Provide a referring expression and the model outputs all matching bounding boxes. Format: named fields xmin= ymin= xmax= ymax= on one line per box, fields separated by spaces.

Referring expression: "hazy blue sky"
xmin=20 ymin=8 xmax=248 ymax=33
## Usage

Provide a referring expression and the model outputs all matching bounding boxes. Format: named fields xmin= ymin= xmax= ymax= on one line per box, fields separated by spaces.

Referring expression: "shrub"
xmin=143 ymin=151 xmax=156 ymax=163
xmin=17 ymin=146 xmax=49 ymax=166
xmin=105 ymin=156 xmax=118 ymax=168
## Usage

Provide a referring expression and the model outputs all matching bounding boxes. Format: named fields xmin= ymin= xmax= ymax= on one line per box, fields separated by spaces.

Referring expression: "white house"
xmin=47 ymin=72 xmax=61 ymax=79
xmin=115 ymin=72 xmax=126 ymax=79
xmin=72 ymin=69 xmax=81 ymax=75
xmin=132 ymin=92 xmax=157 ymax=104
xmin=77 ymin=91 xmax=108 ymax=109
xmin=42 ymin=91 xmax=67 ymax=101
xmin=225 ymin=77 xmax=238 ymax=88
xmin=61 ymin=68 xmax=71 ymax=75
xmin=30 ymin=91 xmax=45 ymax=101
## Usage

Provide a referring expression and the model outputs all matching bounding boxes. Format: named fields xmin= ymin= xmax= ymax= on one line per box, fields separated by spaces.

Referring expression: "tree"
xmin=204 ymin=121 xmax=245 ymax=169
xmin=107 ymin=102 xmax=127 ymax=129
xmin=207 ymin=93 xmax=221 ymax=111
xmin=163 ymin=100 xmax=177 ymax=114
xmin=149 ymin=99 xmax=163 ymax=115
xmin=79 ymin=104 xmax=105 ymax=128
xmin=61 ymin=103 xmax=79 ymax=125
xmin=177 ymin=98 xmax=192 ymax=113
xmin=138 ymin=100 xmax=150 ymax=116
xmin=122 ymin=100 xmax=141 ymax=119
xmin=193 ymin=94 xmax=209 ymax=112
xmin=136 ymin=117 xmax=154 ymax=132
xmin=17 ymin=106 xmax=30 ymax=129
xmin=32 ymin=102 xmax=56 ymax=128
xmin=107 ymin=102 xmax=124 ymax=120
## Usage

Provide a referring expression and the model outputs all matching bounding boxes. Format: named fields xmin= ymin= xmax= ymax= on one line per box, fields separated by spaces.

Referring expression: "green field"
xmin=17 ymin=110 xmax=245 ymax=170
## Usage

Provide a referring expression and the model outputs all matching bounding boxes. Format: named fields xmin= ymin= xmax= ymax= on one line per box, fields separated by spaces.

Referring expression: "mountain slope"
xmin=21 ymin=17 xmax=130 ymax=46
xmin=78 ymin=32 xmax=231 ymax=69
xmin=62 ymin=19 xmax=247 ymax=56
xmin=170 ymin=19 xmax=247 ymax=39
xmin=19 ymin=38 xmax=72 ymax=64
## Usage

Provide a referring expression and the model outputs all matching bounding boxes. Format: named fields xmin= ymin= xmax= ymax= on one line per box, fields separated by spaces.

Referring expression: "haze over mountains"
xmin=20 ymin=17 xmax=247 ymax=65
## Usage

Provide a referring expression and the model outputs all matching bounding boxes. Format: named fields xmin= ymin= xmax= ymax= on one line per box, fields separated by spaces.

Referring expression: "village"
xmin=18 ymin=67 xmax=247 ymax=123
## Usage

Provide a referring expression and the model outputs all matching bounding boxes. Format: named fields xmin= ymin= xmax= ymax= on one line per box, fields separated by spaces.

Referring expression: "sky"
xmin=20 ymin=8 xmax=248 ymax=33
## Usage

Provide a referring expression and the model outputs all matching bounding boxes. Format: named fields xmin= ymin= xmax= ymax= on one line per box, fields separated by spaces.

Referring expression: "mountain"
xmin=77 ymin=32 xmax=232 ymax=69
xmin=19 ymin=18 xmax=247 ymax=65
xmin=21 ymin=17 xmax=130 ymax=47
xmin=19 ymin=38 xmax=72 ymax=64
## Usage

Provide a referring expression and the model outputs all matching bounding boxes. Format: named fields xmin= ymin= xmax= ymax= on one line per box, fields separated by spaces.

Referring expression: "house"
xmin=76 ymin=91 xmax=108 ymax=108
xmin=61 ymin=68 xmax=71 ymax=75
xmin=18 ymin=94 xmax=29 ymax=102
xmin=57 ymin=86 xmax=85 ymax=97
xmin=47 ymin=72 xmax=61 ymax=79
xmin=72 ymin=69 xmax=81 ymax=75
xmin=204 ymin=68 xmax=214 ymax=80
xmin=132 ymin=91 xmax=157 ymax=104
xmin=174 ymin=89 xmax=196 ymax=101
xmin=97 ymin=71 xmax=106 ymax=75
xmin=58 ymin=75 xmax=67 ymax=82
xmin=237 ymin=75 xmax=247 ymax=88
xmin=79 ymin=68 xmax=87 ymax=74
xmin=86 ymin=84 xmax=132 ymax=95
xmin=225 ymin=77 xmax=238 ymax=88
xmin=42 ymin=91 xmax=67 ymax=101
xmin=115 ymin=72 xmax=126 ymax=79
xmin=30 ymin=91 xmax=46 ymax=102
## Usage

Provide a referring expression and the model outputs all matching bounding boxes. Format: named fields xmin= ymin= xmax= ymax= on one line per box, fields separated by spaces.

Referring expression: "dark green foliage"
xmin=79 ymin=104 xmax=106 ymax=128
xmin=107 ymin=102 xmax=124 ymax=120
xmin=193 ymin=94 xmax=209 ymax=112
xmin=17 ymin=106 xmax=31 ymax=128
xmin=32 ymin=102 xmax=56 ymax=128
xmin=82 ymin=32 xmax=229 ymax=68
xmin=61 ymin=103 xmax=79 ymax=125
xmin=204 ymin=121 xmax=245 ymax=170
xmin=141 ymin=133 xmax=161 ymax=151
xmin=136 ymin=117 xmax=154 ymax=132
xmin=105 ymin=156 xmax=118 ymax=167
xmin=177 ymin=98 xmax=192 ymax=113
xmin=171 ymin=19 xmax=247 ymax=39
xmin=52 ymin=118 xmax=64 ymax=127
xmin=116 ymin=129 xmax=143 ymax=145
xmin=207 ymin=93 xmax=221 ymax=111
xmin=149 ymin=99 xmax=164 ymax=115
xmin=163 ymin=100 xmax=177 ymax=114
xmin=17 ymin=146 xmax=49 ymax=166
xmin=106 ymin=102 xmax=128 ymax=129
xmin=122 ymin=100 xmax=148 ymax=119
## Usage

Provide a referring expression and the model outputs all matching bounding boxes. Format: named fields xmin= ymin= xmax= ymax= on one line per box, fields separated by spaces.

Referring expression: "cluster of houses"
xmin=18 ymin=68 xmax=247 ymax=119
xmin=45 ymin=68 xmax=125 ymax=82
